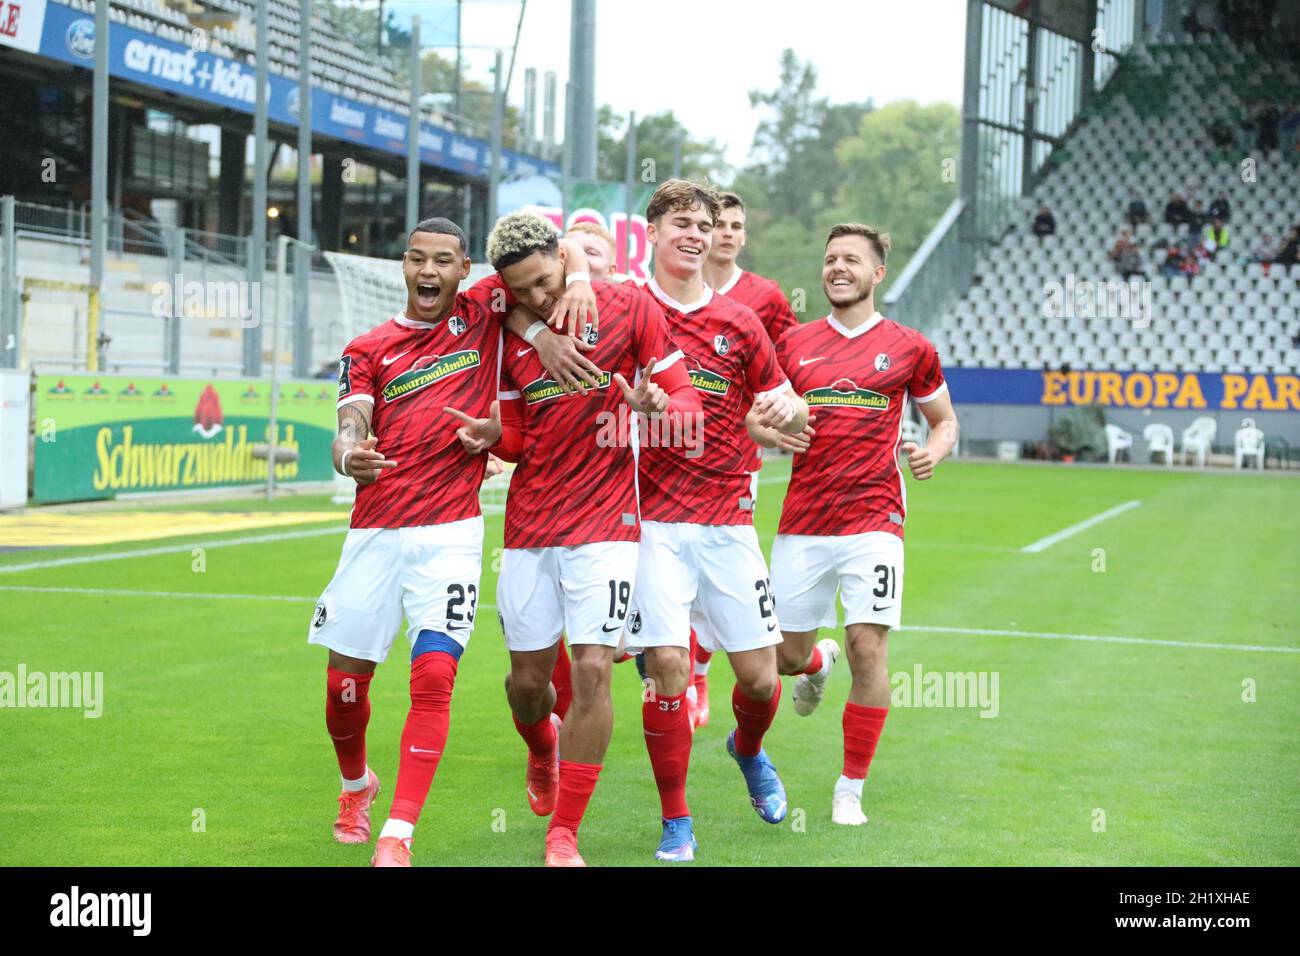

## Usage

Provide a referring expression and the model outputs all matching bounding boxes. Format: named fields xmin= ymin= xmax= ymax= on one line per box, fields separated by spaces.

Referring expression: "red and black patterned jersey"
xmin=714 ymin=266 xmax=800 ymax=471
xmin=638 ymin=278 xmax=789 ymax=526
xmin=714 ymin=267 xmax=799 ymax=343
xmin=337 ymin=274 xmax=512 ymax=529
xmin=495 ymin=282 xmax=690 ymax=548
xmin=775 ymin=314 xmax=947 ymax=539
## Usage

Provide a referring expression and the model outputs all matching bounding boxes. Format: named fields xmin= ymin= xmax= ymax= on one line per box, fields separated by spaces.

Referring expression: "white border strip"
xmin=1021 ymin=500 xmax=1141 ymax=553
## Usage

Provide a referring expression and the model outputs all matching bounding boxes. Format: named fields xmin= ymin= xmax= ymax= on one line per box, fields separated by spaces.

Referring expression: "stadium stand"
xmin=928 ymin=30 xmax=1300 ymax=378
xmin=58 ymin=0 xmax=419 ymax=121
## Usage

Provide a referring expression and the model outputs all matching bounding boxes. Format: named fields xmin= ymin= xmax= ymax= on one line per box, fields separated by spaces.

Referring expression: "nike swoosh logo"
xmin=328 ymin=733 xmax=354 ymax=741
xmin=601 ymin=623 xmax=623 ymax=633
xmin=409 ymin=746 xmax=442 ymax=754
xmin=517 ymin=347 xmax=534 ymax=357
xmin=799 ymin=356 xmax=827 ymax=366
xmin=872 ymin=602 xmax=894 ymax=612
xmin=382 ymin=349 xmax=412 ymax=366
xmin=766 ymin=622 xmax=777 ymax=632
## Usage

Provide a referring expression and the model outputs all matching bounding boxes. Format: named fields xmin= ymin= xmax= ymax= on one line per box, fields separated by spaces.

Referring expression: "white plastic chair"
xmin=1143 ymin=423 xmax=1175 ymax=465
xmin=1105 ymin=424 xmax=1134 ymax=464
xmin=1234 ymin=426 xmax=1265 ymax=469
xmin=1181 ymin=417 xmax=1217 ymax=467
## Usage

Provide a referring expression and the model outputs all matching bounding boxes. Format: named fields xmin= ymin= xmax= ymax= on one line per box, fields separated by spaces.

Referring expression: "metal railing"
xmin=883 ymin=199 xmax=975 ymax=333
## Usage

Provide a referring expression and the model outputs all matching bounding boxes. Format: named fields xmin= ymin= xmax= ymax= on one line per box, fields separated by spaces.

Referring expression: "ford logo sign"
xmin=66 ymin=19 xmax=95 ymax=60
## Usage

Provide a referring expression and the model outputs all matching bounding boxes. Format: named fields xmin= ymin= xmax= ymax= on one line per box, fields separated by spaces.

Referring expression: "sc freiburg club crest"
xmin=874 ymin=352 xmax=891 ymax=372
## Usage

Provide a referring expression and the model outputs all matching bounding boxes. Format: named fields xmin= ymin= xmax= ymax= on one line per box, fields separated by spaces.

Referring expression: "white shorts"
xmin=497 ymin=541 xmax=639 ymax=652
xmin=693 ymin=472 xmax=762 ymax=655
xmin=626 ymin=521 xmax=781 ymax=655
xmin=770 ymin=531 xmax=904 ymax=632
xmin=307 ymin=517 xmax=484 ymax=663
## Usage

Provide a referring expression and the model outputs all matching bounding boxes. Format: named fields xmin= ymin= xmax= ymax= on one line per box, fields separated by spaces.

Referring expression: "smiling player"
xmin=447 ymin=212 xmax=701 ymax=866
xmin=309 ymin=217 xmax=597 ymax=867
xmin=629 ymin=180 xmax=810 ymax=861
xmin=694 ymin=190 xmax=802 ymax=725
xmin=752 ymin=223 xmax=958 ymax=827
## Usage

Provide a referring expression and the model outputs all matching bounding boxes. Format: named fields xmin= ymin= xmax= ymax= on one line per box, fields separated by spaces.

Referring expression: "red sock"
xmin=643 ymin=693 xmax=692 ymax=819
xmin=801 ymin=645 xmax=824 ymax=676
xmin=732 ymin=680 xmax=782 ymax=757
xmin=695 ymin=647 xmax=713 ymax=665
xmin=326 ymin=667 xmax=373 ymax=781
xmin=688 ymin=628 xmax=699 ymax=666
xmin=842 ymin=703 xmax=889 ymax=779
xmin=550 ymin=760 xmax=602 ymax=832
xmin=550 ymin=640 xmax=573 ymax=721
xmin=389 ymin=652 xmax=458 ymax=825
xmin=513 ymin=711 xmax=557 ymax=758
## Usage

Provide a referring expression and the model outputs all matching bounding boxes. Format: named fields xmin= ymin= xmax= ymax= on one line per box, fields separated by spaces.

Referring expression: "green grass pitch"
xmin=1 ymin=459 xmax=1297 ymax=866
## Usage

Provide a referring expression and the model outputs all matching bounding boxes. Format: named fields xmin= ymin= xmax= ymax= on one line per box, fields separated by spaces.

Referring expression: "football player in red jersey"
xmin=692 ymin=190 xmax=802 ymax=726
xmin=565 ymin=221 xmax=617 ymax=281
xmin=628 ymin=180 xmax=809 ymax=860
xmin=447 ymin=212 xmax=702 ymax=866
xmin=752 ymin=223 xmax=958 ymax=827
xmin=309 ymin=217 xmax=598 ymax=867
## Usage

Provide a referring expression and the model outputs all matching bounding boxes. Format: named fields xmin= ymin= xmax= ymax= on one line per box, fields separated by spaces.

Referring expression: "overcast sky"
xmin=447 ymin=0 xmax=969 ymax=171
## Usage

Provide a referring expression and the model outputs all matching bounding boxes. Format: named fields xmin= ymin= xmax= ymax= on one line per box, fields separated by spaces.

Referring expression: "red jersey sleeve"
xmin=337 ymin=339 xmax=376 ymax=409
xmin=460 ymin=272 xmax=517 ymax=324
xmin=761 ymin=283 xmax=799 ymax=342
xmin=745 ymin=324 xmax=789 ymax=396
xmin=909 ymin=335 xmax=947 ymax=403
xmin=492 ymin=362 xmax=524 ymax=462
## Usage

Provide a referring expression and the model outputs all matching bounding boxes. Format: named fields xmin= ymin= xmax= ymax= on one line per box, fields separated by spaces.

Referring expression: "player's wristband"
xmin=564 ymin=271 xmax=590 ymax=287
xmin=522 ymin=320 xmax=547 ymax=344
xmin=339 ymin=450 xmax=353 ymax=477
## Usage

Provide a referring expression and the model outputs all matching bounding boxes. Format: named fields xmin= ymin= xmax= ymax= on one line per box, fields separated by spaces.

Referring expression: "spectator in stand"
xmin=1239 ymin=107 xmax=1259 ymax=154
xmin=1186 ymin=199 xmax=1208 ymax=240
xmin=1208 ymin=192 xmax=1232 ymax=222
xmin=1032 ymin=204 xmax=1056 ymax=238
xmin=1202 ymin=217 xmax=1230 ymax=258
xmin=1280 ymin=105 xmax=1300 ymax=155
xmin=1161 ymin=243 xmax=1187 ymax=278
xmin=1164 ymin=192 xmax=1191 ymax=226
xmin=1253 ymin=233 xmax=1279 ymax=263
xmin=1183 ymin=4 xmax=1203 ymax=40
xmin=1277 ymin=227 xmax=1300 ymax=267
xmin=1257 ymin=104 xmax=1280 ymax=151
xmin=1109 ymin=229 xmax=1146 ymax=281
xmin=1209 ymin=118 xmax=1235 ymax=148
xmin=1180 ymin=247 xmax=1203 ymax=278
xmin=1126 ymin=193 xmax=1151 ymax=228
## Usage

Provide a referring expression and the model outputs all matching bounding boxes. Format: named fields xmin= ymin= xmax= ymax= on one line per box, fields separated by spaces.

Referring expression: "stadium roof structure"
xmin=2 ymin=0 xmax=557 ymax=181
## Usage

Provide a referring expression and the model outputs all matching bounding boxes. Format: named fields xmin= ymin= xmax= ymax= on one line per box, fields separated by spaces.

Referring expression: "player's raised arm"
xmin=333 ymin=401 xmax=397 ymax=485
xmin=747 ymin=409 xmax=816 ymax=453
xmin=549 ymin=237 xmax=599 ymax=335
xmin=903 ymin=389 xmax=959 ymax=481
xmin=502 ymin=309 xmax=603 ymax=394
xmin=751 ymin=384 xmax=810 ymax=435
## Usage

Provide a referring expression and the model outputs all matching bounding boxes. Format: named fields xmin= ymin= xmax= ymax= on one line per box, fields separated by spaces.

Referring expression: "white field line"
xmin=2 ymin=584 xmax=1295 ymax=656
xmin=0 ymin=524 xmax=348 ymax=575
xmin=903 ymin=625 xmax=1299 ymax=655
xmin=1021 ymin=500 xmax=1142 ymax=553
